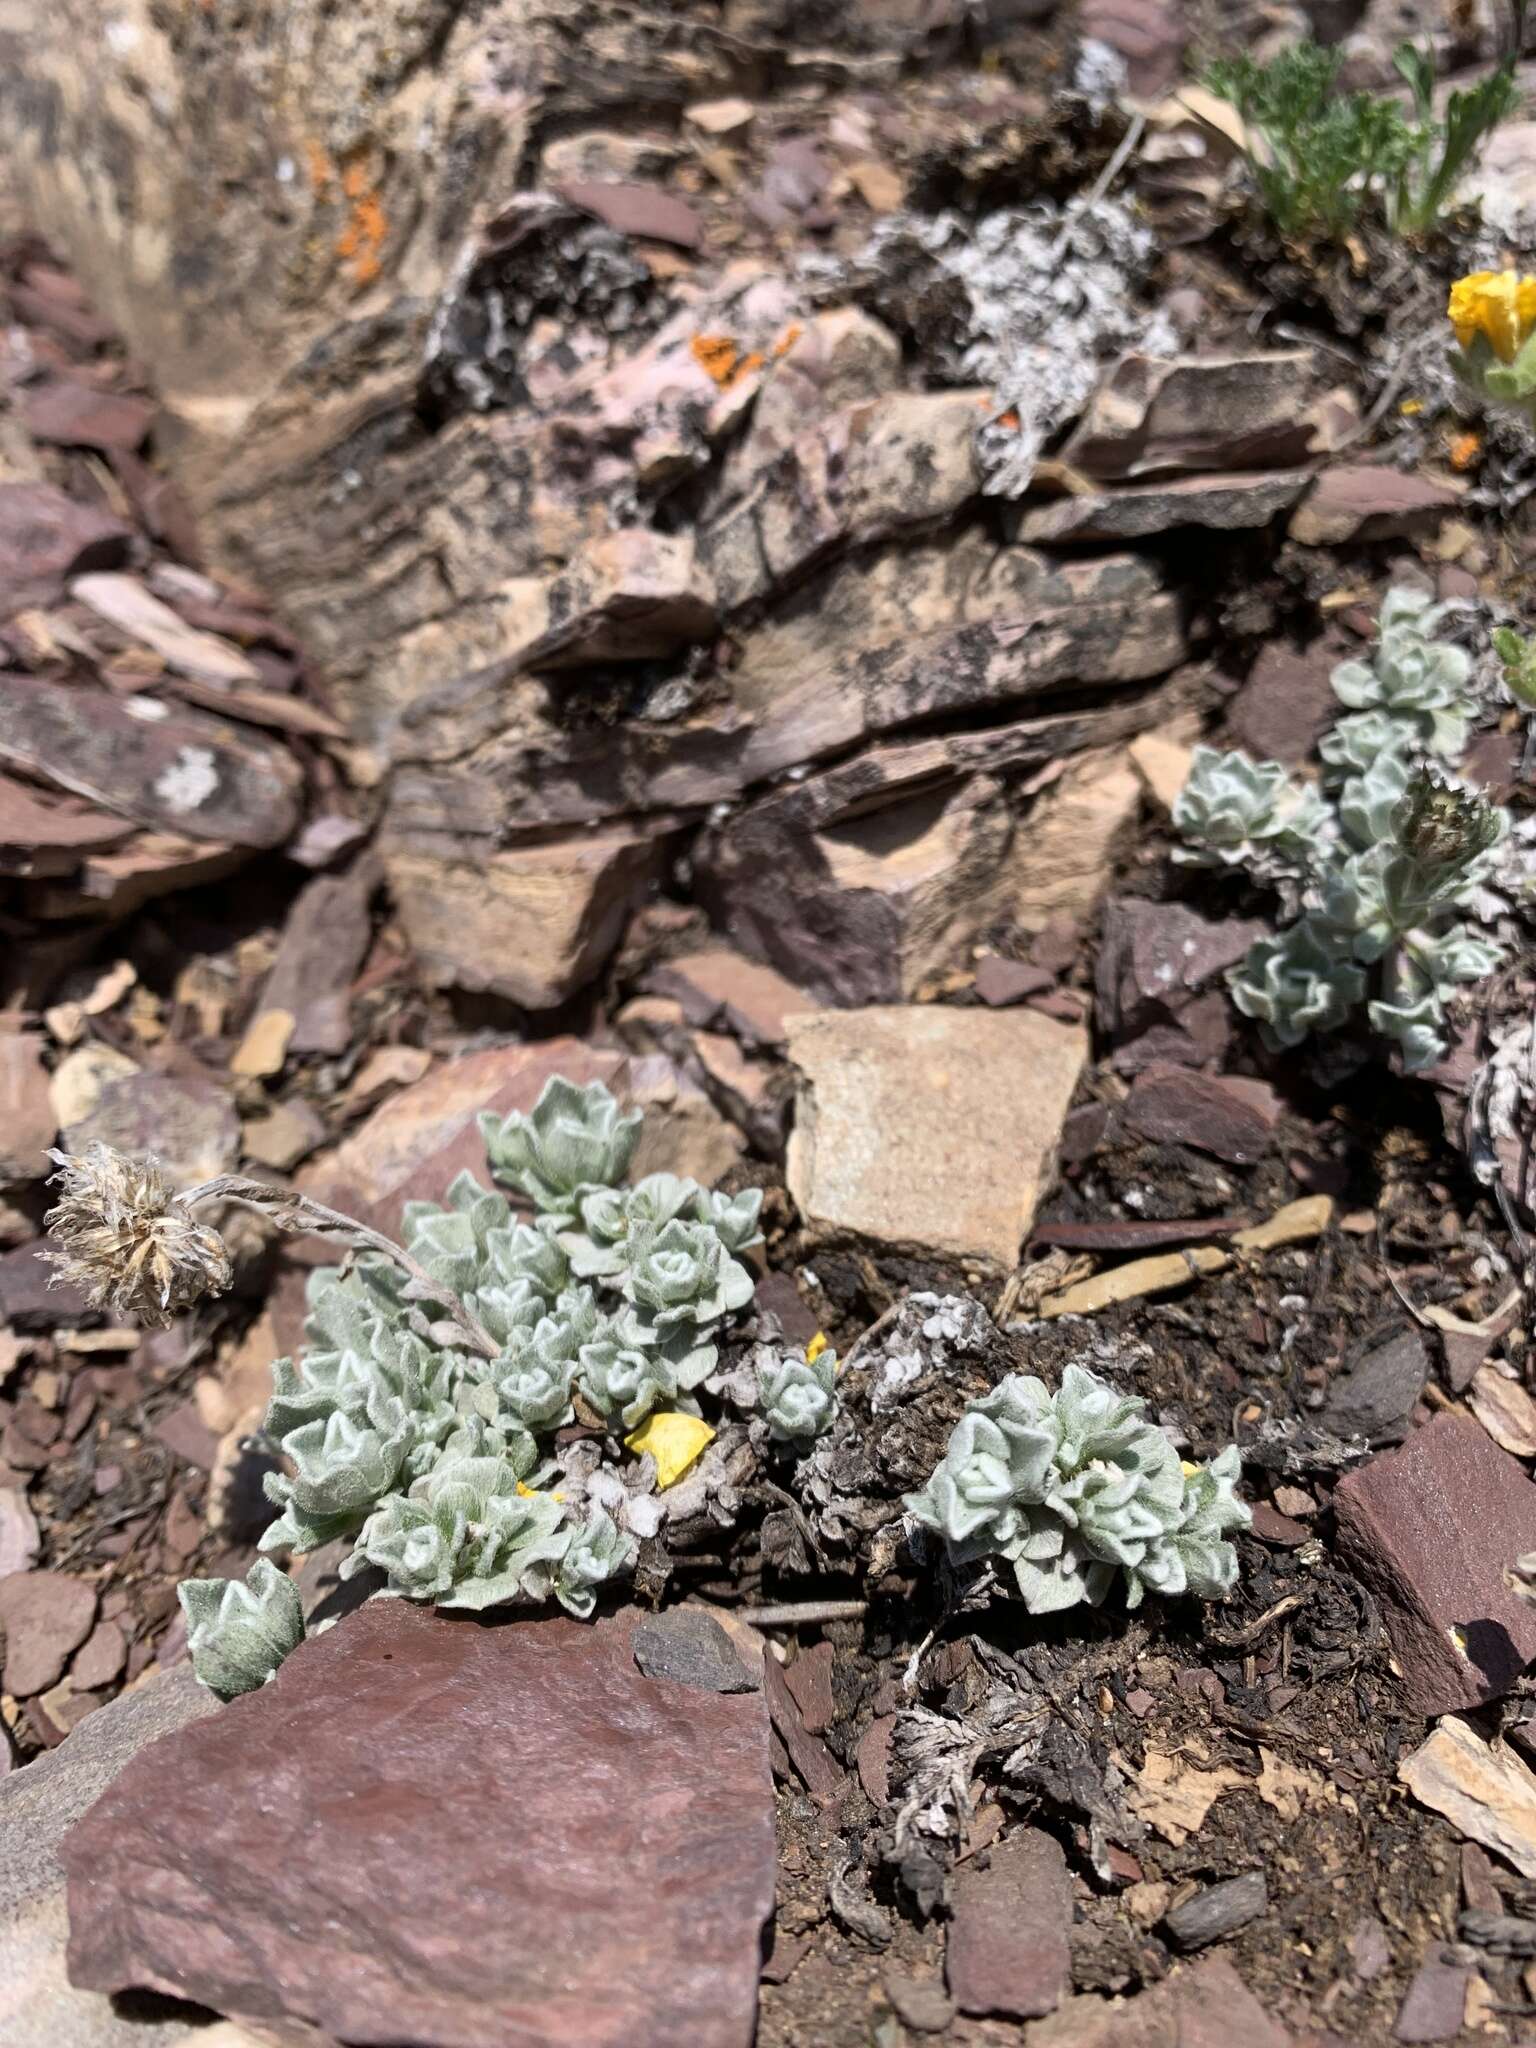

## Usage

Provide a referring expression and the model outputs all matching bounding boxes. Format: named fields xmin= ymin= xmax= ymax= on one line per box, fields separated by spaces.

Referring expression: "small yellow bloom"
xmin=1448 ymin=269 xmax=1536 ymax=364
xmin=806 ymin=1330 xmax=829 ymax=1365
xmin=625 ymin=1410 xmax=715 ymax=1490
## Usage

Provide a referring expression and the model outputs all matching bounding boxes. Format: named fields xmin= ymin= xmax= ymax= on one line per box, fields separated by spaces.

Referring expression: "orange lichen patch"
xmin=336 ymin=160 xmax=386 ymax=287
xmin=691 ymin=333 xmax=740 ymax=385
xmin=771 ymin=322 xmax=803 ymax=358
xmin=1448 ymin=429 xmax=1483 ymax=471
xmin=304 ymin=139 xmax=334 ymax=197
xmin=996 ymin=408 xmax=1021 ymax=431
xmin=735 ymin=350 xmax=765 ymax=381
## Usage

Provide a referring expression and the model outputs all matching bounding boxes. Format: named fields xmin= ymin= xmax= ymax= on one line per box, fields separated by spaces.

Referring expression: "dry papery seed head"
xmin=43 ymin=1144 xmax=233 ymax=1328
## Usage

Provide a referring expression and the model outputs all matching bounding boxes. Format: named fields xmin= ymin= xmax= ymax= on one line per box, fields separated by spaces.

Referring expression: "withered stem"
xmin=184 ymin=1173 xmax=500 ymax=1360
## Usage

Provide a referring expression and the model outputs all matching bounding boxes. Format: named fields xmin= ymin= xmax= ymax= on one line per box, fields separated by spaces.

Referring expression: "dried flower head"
xmin=43 ymin=1144 xmax=233 ymax=1327
xmin=1391 ymin=770 xmax=1504 ymax=877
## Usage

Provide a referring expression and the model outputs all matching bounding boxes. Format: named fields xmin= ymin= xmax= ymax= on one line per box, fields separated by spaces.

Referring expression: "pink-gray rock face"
xmin=1017 ymin=471 xmax=1309 ymax=544
xmin=0 ymin=482 xmax=132 ymax=613
xmin=947 ymin=1827 xmax=1071 ymax=2018
xmin=1334 ymin=1414 xmax=1536 ymax=1717
xmin=1290 ymin=466 xmax=1461 ymax=546
xmin=0 ymin=672 xmax=302 ymax=850
xmin=63 ymin=1600 xmax=776 ymax=2048
xmin=1060 ymin=352 xmax=1328 ymax=480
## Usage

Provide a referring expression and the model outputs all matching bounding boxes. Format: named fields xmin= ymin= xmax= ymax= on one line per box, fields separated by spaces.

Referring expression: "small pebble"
xmin=1162 ymin=1870 xmax=1268 ymax=1951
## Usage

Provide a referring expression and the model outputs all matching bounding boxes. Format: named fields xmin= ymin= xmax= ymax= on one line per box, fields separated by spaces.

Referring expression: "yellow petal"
xmin=1447 ymin=269 xmax=1536 ymax=363
xmin=625 ymin=1410 xmax=716 ymax=1490
xmin=806 ymin=1330 xmax=829 ymax=1365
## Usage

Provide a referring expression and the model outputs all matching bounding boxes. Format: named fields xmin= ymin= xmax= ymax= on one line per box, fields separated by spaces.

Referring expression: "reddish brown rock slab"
xmin=947 ymin=1826 xmax=1070 ymax=2019
xmin=1290 ymin=466 xmax=1461 ymax=546
xmin=299 ymin=1039 xmax=627 ymax=1237
xmin=763 ymin=1654 xmax=847 ymax=1809
xmin=559 ymin=179 xmax=704 ymax=248
xmin=0 ymin=482 xmax=133 ymax=613
xmin=63 ymin=1600 xmax=776 ymax=2048
xmin=646 ymin=949 xmax=816 ymax=1052
xmin=23 ymin=378 xmax=153 ymax=453
xmin=299 ymin=1041 xmax=737 ymax=1241
xmin=257 ymin=860 xmax=377 ymax=1056
xmin=0 ymin=1241 xmax=94 ymax=1330
xmin=1334 ymin=1414 xmax=1536 ymax=1716
xmin=973 ymin=956 xmax=1055 ymax=1007
xmin=782 ymin=1640 xmax=837 ymax=1735
xmin=1119 ymin=1064 xmax=1276 ymax=1165
xmin=1077 ymin=0 xmax=1186 ymax=95
xmin=0 ymin=1570 xmax=98 ymax=1698
xmin=1029 ymin=1954 xmax=1291 ymax=2047
xmin=1393 ymin=1952 xmax=1470 ymax=2043
xmin=69 ymin=1620 xmax=128 ymax=1692
xmin=1060 ymin=351 xmax=1323 ymax=480
xmin=1224 ymin=635 xmax=1347 ymax=766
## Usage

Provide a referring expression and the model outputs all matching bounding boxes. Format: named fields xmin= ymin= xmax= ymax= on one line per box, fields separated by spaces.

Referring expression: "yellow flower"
xmin=1448 ymin=270 xmax=1536 ymax=364
xmin=806 ymin=1330 xmax=829 ymax=1365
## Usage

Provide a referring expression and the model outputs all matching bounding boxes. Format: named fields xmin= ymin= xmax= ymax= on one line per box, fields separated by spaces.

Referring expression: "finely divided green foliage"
xmin=906 ymin=1366 xmax=1249 ymax=1613
xmin=1493 ymin=625 xmax=1536 ymax=709
xmin=1173 ymin=589 xmax=1509 ymax=1071
xmin=1206 ymin=38 xmax=1515 ymax=244
xmin=180 ymin=1078 xmax=769 ymax=1695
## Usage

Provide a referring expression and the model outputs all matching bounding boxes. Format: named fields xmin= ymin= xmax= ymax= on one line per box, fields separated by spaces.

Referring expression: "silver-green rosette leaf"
xmin=479 ymin=1077 xmax=641 ymax=1213
xmin=758 ymin=1347 xmax=840 ymax=1443
xmin=179 ymin=1557 xmax=304 ymax=1697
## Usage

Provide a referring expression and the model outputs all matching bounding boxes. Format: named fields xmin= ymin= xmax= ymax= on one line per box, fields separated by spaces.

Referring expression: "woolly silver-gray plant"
xmin=1176 ymin=589 xmax=1509 ymax=1070
xmin=1171 ymin=748 xmax=1331 ymax=877
xmin=119 ymin=1077 xmax=769 ymax=1694
xmin=758 ymin=1344 xmax=840 ymax=1444
xmin=178 ymin=1557 xmax=304 ymax=1698
xmin=906 ymin=1365 xmax=1249 ymax=1613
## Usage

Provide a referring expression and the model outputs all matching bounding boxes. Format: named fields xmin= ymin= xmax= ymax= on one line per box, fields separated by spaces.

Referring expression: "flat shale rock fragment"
xmin=785 ymin=1005 xmax=1086 ymax=1268
xmin=946 ymin=1826 xmax=1071 ymax=2018
xmin=1334 ymin=1414 xmax=1536 ymax=1716
xmin=62 ymin=1600 xmax=776 ymax=2048
xmin=1030 ymin=1952 xmax=1292 ymax=2046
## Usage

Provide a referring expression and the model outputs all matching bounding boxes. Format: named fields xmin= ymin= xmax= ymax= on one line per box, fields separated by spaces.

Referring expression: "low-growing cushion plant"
xmin=906 ymin=1365 xmax=1250 ymax=1612
xmin=1174 ymin=588 xmax=1511 ymax=1071
xmin=43 ymin=1079 xmax=838 ymax=1697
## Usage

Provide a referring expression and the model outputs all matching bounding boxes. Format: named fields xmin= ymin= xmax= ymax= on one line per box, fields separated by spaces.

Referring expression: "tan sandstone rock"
xmin=785 ymin=1005 xmax=1087 ymax=1268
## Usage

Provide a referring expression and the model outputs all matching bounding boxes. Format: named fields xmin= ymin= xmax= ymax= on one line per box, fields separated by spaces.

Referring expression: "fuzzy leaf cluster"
xmin=1172 ymin=748 xmax=1331 ymax=879
xmin=1175 ymin=588 xmax=1508 ymax=1071
xmin=183 ymin=1079 xmax=764 ymax=1687
xmin=179 ymin=1557 xmax=304 ymax=1698
xmin=906 ymin=1366 xmax=1250 ymax=1613
xmin=758 ymin=1345 xmax=840 ymax=1443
